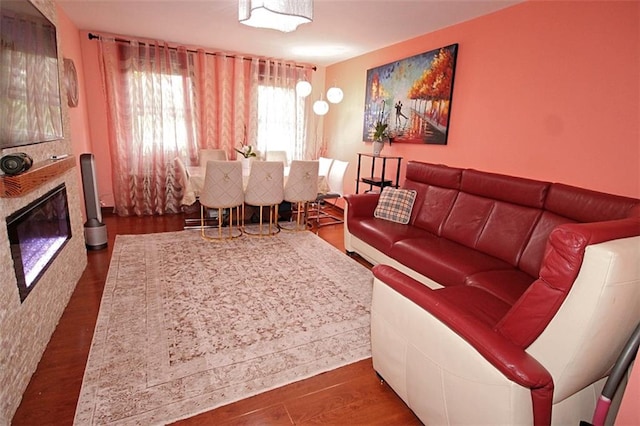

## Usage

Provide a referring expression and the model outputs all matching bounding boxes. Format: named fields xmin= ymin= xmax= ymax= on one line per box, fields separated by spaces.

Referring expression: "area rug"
xmin=74 ymin=230 xmax=373 ymax=425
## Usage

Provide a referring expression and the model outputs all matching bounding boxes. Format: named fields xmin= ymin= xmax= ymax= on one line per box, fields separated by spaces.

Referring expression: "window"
xmin=130 ymin=71 xmax=194 ymax=158
xmin=256 ymin=84 xmax=306 ymax=162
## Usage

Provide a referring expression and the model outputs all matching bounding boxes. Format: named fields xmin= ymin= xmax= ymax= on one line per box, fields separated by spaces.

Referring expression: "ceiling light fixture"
xmin=326 ymin=85 xmax=343 ymax=104
xmin=296 ymin=80 xmax=312 ymax=97
xmin=313 ymin=96 xmax=329 ymax=116
xmin=239 ymin=0 xmax=313 ymax=33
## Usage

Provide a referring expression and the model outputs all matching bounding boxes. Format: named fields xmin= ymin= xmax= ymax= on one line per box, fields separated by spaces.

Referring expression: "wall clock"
xmin=63 ymin=58 xmax=79 ymax=108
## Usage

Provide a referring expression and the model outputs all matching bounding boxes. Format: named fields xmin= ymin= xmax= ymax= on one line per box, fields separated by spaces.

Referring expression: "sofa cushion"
xmin=475 ymin=201 xmax=542 ymax=266
xmin=431 ymin=285 xmax=513 ymax=328
xmin=545 ymin=183 xmax=640 ymax=222
xmin=519 ymin=211 xmax=574 ymax=276
xmin=390 ymin=236 xmax=514 ymax=287
xmin=461 ymin=169 xmax=549 ymax=208
xmin=404 ymin=181 xmax=458 ymax=235
xmin=374 ymin=187 xmax=417 ymax=224
xmin=465 ymin=270 xmax=535 ymax=306
xmin=348 ymin=217 xmax=434 ymax=254
xmin=405 ymin=161 xmax=462 ymax=189
xmin=440 ymin=192 xmax=494 ymax=248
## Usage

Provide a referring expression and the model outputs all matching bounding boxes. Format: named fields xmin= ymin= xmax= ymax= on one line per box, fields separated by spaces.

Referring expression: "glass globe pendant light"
xmin=313 ymin=96 xmax=329 ymax=116
xmin=326 ymin=86 xmax=343 ymax=104
xmin=296 ymin=80 xmax=312 ymax=97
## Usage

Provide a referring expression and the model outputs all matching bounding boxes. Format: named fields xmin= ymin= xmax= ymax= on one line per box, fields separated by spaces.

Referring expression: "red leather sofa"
xmin=344 ymin=161 xmax=640 ymax=425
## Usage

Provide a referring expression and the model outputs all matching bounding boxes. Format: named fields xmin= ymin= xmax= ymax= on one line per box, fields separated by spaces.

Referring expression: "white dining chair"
xmin=265 ymin=150 xmax=289 ymax=167
xmin=243 ymin=161 xmax=284 ymax=236
xmin=318 ymin=157 xmax=333 ymax=177
xmin=310 ymin=159 xmax=348 ymax=228
xmin=281 ymin=160 xmax=319 ymax=231
xmin=198 ymin=148 xmax=228 ymax=166
xmin=199 ymin=160 xmax=244 ymax=240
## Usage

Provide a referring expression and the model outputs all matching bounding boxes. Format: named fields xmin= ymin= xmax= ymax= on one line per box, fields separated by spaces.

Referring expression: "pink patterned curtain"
xmin=99 ymin=39 xmax=194 ymax=216
xmin=98 ymin=38 xmax=311 ymax=216
xmin=191 ymin=52 xmax=255 ymax=162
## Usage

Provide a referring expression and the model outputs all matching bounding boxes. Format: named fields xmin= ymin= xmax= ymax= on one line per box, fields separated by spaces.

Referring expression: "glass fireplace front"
xmin=6 ymin=183 xmax=72 ymax=303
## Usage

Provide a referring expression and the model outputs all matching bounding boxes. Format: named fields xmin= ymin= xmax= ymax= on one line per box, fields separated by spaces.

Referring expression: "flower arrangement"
xmin=235 ymin=144 xmax=257 ymax=158
xmin=373 ymin=100 xmax=389 ymax=143
xmin=234 ymin=126 xmax=257 ymax=158
xmin=373 ymin=121 xmax=388 ymax=142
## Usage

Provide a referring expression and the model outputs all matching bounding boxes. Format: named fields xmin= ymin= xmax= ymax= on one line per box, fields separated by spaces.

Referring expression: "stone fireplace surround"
xmin=0 ymin=0 xmax=88 ymax=421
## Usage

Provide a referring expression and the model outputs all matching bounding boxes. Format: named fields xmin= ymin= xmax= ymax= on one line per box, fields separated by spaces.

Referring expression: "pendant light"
xmin=296 ymin=80 xmax=312 ymax=97
xmin=326 ymin=86 xmax=343 ymax=104
xmin=313 ymin=96 xmax=329 ymax=116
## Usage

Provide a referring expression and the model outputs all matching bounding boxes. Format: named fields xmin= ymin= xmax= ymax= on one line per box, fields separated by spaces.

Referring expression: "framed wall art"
xmin=363 ymin=43 xmax=459 ymax=145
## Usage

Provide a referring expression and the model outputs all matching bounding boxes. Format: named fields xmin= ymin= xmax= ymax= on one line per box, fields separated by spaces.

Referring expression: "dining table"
xmin=181 ymin=163 xmax=330 ymax=207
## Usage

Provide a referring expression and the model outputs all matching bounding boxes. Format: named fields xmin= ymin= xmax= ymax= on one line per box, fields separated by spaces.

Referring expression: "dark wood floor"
xmin=11 ymin=210 xmax=421 ymax=425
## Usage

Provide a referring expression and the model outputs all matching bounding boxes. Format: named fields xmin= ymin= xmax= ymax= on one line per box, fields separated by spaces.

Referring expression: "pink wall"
xmin=73 ymin=1 xmax=639 ymax=207
xmin=56 ymin=5 xmax=93 ymax=218
xmin=77 ymin=34 xmax=114 ymax=207
xmin=324 ymin=1 xmax=640 ymax=199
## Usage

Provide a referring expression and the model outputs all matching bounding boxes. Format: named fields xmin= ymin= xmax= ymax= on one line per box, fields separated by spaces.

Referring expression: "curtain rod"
xmin=87 ymin=32 xmax=317 ymax=71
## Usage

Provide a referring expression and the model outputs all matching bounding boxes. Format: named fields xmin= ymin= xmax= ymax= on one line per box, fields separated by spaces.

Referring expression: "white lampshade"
xmin=239 ymin=0 xmax=313 ymax=33
xmin=326 ymin=86 xmax=343 ymax=104
xmin=296 ymin=80 xmax=312 ymax=97
xmin=313 ymin=99 xmax=329 ymax=116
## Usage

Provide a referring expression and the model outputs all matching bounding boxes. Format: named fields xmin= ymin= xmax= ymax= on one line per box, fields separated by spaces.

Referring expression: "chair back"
xmin=265 ymin=150 xmax=289 ymax=166
xmin=173 ymin=157 xmax=189 ymax=189
xmin=284 ymin=160 xmax=319 ymax=203
xmin=327 ymin=159 xmax=348 ymax=196
xmin=199 ymin=149 xmax=228 ymax=165
xmin=199 ymin=160 xmax=243 ymax=209
xmin=244 ymin=161 xmax=284 ymax=206
xmin=318 ymin=157 xmax=333 ymax=177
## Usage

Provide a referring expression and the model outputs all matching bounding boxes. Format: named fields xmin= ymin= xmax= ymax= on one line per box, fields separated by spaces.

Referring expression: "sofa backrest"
xmin=404 ymin=162 xmax=462 ymax=235
xmin=403 ymin=161 xmax=640 ymax=275
xmin=545 ymin=183 xmax=640 ymax=222
xmin=440 ymin=169 xmax=549 ymax=267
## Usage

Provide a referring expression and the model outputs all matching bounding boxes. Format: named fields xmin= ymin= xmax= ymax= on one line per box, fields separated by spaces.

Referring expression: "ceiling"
xmin=57 ymin=0 xmax=521 ymax=67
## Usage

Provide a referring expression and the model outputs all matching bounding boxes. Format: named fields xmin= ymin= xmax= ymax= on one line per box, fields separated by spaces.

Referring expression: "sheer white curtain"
xmin=253 ymin=60 xmax=310 ymax=161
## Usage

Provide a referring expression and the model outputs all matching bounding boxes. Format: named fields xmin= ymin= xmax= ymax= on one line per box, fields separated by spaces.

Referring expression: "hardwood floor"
xmin=11 ymin=210 xmax=421 ymax=425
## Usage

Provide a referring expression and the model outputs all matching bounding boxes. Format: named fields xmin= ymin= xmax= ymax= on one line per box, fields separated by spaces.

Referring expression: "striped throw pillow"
xmin=374 ymin=187 xmax=417 ymax=224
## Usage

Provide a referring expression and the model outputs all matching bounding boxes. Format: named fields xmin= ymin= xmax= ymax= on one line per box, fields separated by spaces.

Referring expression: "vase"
xmin=372 ymin=140 xmax=385 ymax=156
xmin=240 ymin=157 xmax=254 ymax=176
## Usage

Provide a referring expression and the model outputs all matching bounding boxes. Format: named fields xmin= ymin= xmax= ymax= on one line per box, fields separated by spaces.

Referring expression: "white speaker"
xmin=80 ymin=153 xmax=107 ymax=250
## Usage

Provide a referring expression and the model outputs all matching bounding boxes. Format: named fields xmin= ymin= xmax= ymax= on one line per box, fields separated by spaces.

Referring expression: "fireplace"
xmin=6 ymin=184 xmax=72 ymax=303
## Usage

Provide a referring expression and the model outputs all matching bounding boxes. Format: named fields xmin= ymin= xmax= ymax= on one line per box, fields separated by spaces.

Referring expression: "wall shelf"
xmin=0 ymin=157 xmax=75 ymax=198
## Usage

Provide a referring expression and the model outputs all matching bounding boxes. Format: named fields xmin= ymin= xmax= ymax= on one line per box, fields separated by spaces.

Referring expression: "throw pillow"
xmin=374 ymin=187 xmax=417 ymax=224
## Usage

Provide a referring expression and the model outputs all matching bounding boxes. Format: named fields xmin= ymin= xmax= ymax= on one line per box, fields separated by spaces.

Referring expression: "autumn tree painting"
xmin=363 ymin=44 xmax=458 ymax=145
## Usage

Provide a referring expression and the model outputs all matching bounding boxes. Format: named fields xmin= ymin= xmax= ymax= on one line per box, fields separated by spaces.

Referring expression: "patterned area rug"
xmin=74 ymin=230 xmax=373 ymax=425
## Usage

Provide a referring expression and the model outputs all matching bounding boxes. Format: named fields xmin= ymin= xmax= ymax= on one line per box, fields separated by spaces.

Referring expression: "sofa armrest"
xmin=344 ymin=193 xmax=380 ymax=218
xmin=372 ymin=264 xmax=554 ymax=425
xmin=497 ymin=216 xmax=640 ymax=348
